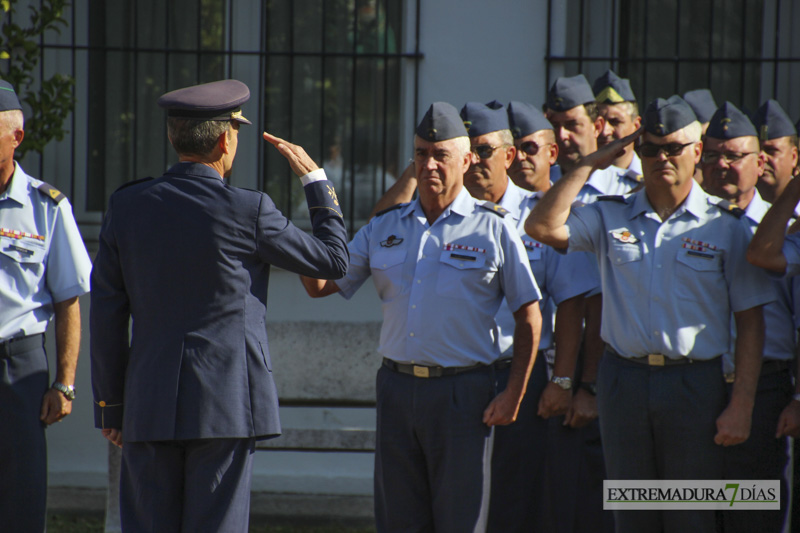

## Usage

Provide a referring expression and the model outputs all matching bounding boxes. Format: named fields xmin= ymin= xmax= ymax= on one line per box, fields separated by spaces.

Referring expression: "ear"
xmin=548 ymin=142 xmax=559 ymax=166
xmin=504 ymin=144 xmax=516 ymax=170
xmin=11 ymin=129 xmax=23 ymax=149
xmin=593 ymin=115 xmax=605 ymax=139
xmin=633 ymin=115 xmax=642 ymax=129
xmin=756 ymin=151 xmax=766 ymax=176
xmin=692 ymin=140 xmax=703 ymax=165
xmin=218 ymin=130 xmax=230 ymax=154
xmin=791 ymin=145 xmax=799 ymax=168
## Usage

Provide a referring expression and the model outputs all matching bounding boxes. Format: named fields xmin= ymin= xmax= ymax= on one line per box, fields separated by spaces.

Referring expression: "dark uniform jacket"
xmin=90 ymin=162 xmax=348 ymax=442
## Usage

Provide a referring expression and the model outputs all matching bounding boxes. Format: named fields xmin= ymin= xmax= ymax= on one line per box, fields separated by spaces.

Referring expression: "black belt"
xmin=382 ymin=358 xmax=489 ymax=378
xmin=607 ymin=345 xmax=716 ymax=367
xmin=0 ymin=333 xmax=44 ymax=359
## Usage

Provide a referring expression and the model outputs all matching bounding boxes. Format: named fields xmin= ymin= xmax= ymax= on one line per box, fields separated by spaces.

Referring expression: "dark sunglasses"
xmin=636 ymin=141 xmax=695 ymax=158
xmin=517 ymin=141 xmax=551 ymax=156
xmin=471 ymin=144 xmax=506 ymax=160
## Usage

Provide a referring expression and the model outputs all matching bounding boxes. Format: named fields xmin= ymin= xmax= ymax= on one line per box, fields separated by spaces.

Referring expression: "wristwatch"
xmin=579 ymin=381 xmax=598 ymax=396
xmin=550 ymin=376 xmax=572 ymax=390
xmin=52 ymin=382 xmax=76 ymax=401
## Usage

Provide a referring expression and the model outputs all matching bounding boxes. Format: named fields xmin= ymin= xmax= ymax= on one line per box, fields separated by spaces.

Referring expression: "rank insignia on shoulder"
xmin=380 ymin=235 xmax=403 ymax=247
xmin=599 ymin=195 xmax=626 ymax=203
xmin=713 ymin=199 xmax=745 ymax=218
xmin=480 ymin=201 xmax=508 ymax=216
xmin=374 ymin=202 xmax=408 ymax=218
xmin=611 ymin=230 xmax=638 ymax=244
xmin=36 ymin=182 xmax=65 ymax=203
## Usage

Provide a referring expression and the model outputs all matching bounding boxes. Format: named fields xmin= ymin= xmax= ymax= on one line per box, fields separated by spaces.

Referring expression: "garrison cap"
xmin=507 ymin=101 xmax=553 ymax=139
xmin=705 ymin=101 xmax=758 ymax=140
xmin=546 ymin=74 xmax=595 ymax=112
xmin=643 ymin=95 xmax=698 ymax=136
xmin=593 ymin=69 xmax=636 ymax=103
xmin=683 ymin=89 xmax=717 ymax=123
xmin=416 ymin=102 xmax=468 ymax=142
xmin=157 ymin=79 xmax=252 ymax=125
xmin=752 ymin=99 xmax=797 ymax=141
xmin=460 ymin=100 xmax=509 ymax=137
xmin=0 ymin=80 xmax=22 ymax=112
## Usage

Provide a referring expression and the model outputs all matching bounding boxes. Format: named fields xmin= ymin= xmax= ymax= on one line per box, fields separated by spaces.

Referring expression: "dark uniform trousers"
xmin=120 ymin=438 xmax=256 ymax=533
xmin=0 ymin=334 xmax=48 ymax=533
xmin=374 ymin=364 xmax=495 ymax=533
xmin=598 ymin=350 xmax=726 ymax=533
xmin=721 ymin=365 xmax=792 ymax=533
xmin=487 ymin=353 xmax=548 ymax=532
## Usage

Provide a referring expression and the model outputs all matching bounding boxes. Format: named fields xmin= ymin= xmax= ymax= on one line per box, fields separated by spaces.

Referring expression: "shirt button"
xmin=383 ymin=264 xmax=387 ymax=268
xmin=409 ymin=332 xmax=415 ymax=337
xmin=653 ymin=331 xmax=659 ymax=336
xmin=459 ymin=263 xmax=464 ymax=267
xmin=417 ymin=279 xmax=421 ymax=284
xmin=425 ymin=231 xmax=431 ymax=236
xmin=421 ymin=254 xmax=426 ymax=259
xmin=412 ymin=304 xmax=417 ymax=309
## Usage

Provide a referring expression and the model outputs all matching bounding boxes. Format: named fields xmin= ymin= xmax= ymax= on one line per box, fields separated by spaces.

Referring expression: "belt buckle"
xmin=413 ymin=365 xmax=430 ymax=378
xmin=648 ymin=354 xmax=665 ymax=366
xmin=724 ymin=372 xmax=735 ymax=383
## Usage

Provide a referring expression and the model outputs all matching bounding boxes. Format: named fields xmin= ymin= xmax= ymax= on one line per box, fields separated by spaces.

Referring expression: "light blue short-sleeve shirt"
xmin=565 ymin=180 xmax=775 ymax=360
xmin=494 ymin=180 xmax=599 ymax=356
xmin=0 ymin=163 xmax=92 ymax=339
xmin=336 ymin=187 xmax=541 ymax=367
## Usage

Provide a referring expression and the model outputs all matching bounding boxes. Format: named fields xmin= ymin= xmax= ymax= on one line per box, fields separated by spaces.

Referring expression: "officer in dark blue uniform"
xmin=0 ymin=80 xmax=92 ymax=533
xmin=90 ymin=79 xmax=349 ymax=532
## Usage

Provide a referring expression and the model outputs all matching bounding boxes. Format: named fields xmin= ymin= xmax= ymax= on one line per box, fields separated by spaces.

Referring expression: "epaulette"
xmin=374 ymin=202 xmax=409 ymax=217
xmin=36 ymin=181 xmax=66 ymax=204
xmin=479 ymin=201 xmax=509 ymax=217
xmin=598 ymin=195 xmax=626 ymax=203
xmin=714 ymin=199 xmax=745 ymax=218
xmin=115 ymin=176 xmax=154 ymax=193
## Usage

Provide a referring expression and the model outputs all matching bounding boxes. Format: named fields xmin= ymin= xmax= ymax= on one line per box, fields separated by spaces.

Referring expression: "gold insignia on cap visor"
xmin=595 ymin=87 xmax=626 ymax=103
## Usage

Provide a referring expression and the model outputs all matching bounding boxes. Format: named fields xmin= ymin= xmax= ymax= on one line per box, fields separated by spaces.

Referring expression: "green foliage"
xmin=0 ymin=0 xmax=76 ymax=159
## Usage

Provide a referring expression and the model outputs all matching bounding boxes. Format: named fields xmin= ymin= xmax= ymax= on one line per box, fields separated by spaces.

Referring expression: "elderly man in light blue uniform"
xmin=704 ymin=102 xmax=800 ymax=533
xmin=527 ymin=95 xmax=774 ymax=533
xmin=0 ymin=80 xmax=92 ymax=532
xmin=301 ymin=102 xmax=542 ymax=533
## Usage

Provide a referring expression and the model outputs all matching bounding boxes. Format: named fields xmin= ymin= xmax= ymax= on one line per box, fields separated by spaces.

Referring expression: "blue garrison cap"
xmin=0 ymin=80 xmax=22 ymax=112
xmin=157 ymin=79 xmax=252 ymax=124
xmin=546 ymin=74 xmax=595 ymax=112
xmin=705 ymin=101 xmax=758 ymax=140
xmin=507 ymin=101 xmax=553 ymax=139
xmin=752 ymin=99 xmax=797 ymax=141
xmin=460 ymin=100 xmax=510 ymax=137
xmin=683 ymin=89 xmax=717 ymax=123
xmin=416 ymin=102 xmax=468 ymax=142
xmin=593 ymin=70 xmax=636 ymax=103
xmin=643 ymin=95 xmax=698 ymax=136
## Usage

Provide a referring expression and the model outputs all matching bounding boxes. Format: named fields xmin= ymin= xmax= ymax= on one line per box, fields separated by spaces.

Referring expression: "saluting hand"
xmin=263 ymin=132 xmax=320 ymax=177
xmin=579 ymin=127 xmax=644 ymax=171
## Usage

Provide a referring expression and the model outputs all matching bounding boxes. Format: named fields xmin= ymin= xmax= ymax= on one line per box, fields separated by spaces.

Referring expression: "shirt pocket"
xmin=0 ymin=235 xmax=46 ymax=265
xmin=370 ymin=249 xmax=407 ymax=301
xmin=436 ymin=250 xmax=493 ymax=300
xmin=607 ymin=242 xmax=643 ymax=295
xmin=674 ymin=248 xmax=723 ymax=300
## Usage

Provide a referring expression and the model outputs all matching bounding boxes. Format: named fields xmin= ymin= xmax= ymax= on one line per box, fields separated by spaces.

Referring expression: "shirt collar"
xmin=4 ymin=162 xmax=30 ymax=205
xmin=402 ymin=185 xmax=474 ymax=221
xmin=628 ymin=179 xmax=708 ymax=220
xmin=497 ymin=176 xmax=530 ymax=220
xmin=743 ymin=189 xmax=770 ymax=224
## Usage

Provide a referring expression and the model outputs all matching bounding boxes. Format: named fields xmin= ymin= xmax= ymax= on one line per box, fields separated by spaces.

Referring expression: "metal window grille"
xmin=9 ymin=0 xmax=422 ymax=239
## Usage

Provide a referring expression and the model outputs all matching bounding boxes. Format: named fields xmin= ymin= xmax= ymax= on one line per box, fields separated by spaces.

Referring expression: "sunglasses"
xmin=636 ymin=141 xmax=695 ymax=158
xmin=517 ymin=141 xmax=552 ymax=156
xmin=471 ymin=144 xmax=506 ymax=160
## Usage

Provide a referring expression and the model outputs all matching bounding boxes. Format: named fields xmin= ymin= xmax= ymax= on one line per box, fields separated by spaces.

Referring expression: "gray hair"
xmin=0 ymin=110 xmax=24 ymax=135
xmin=679 ymin=121 xmax=703 ymax=143
xmin=451 ymin=135 xmax=471 ymax=158
xmin=167 ymin=117 xmax=230 ymax=157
